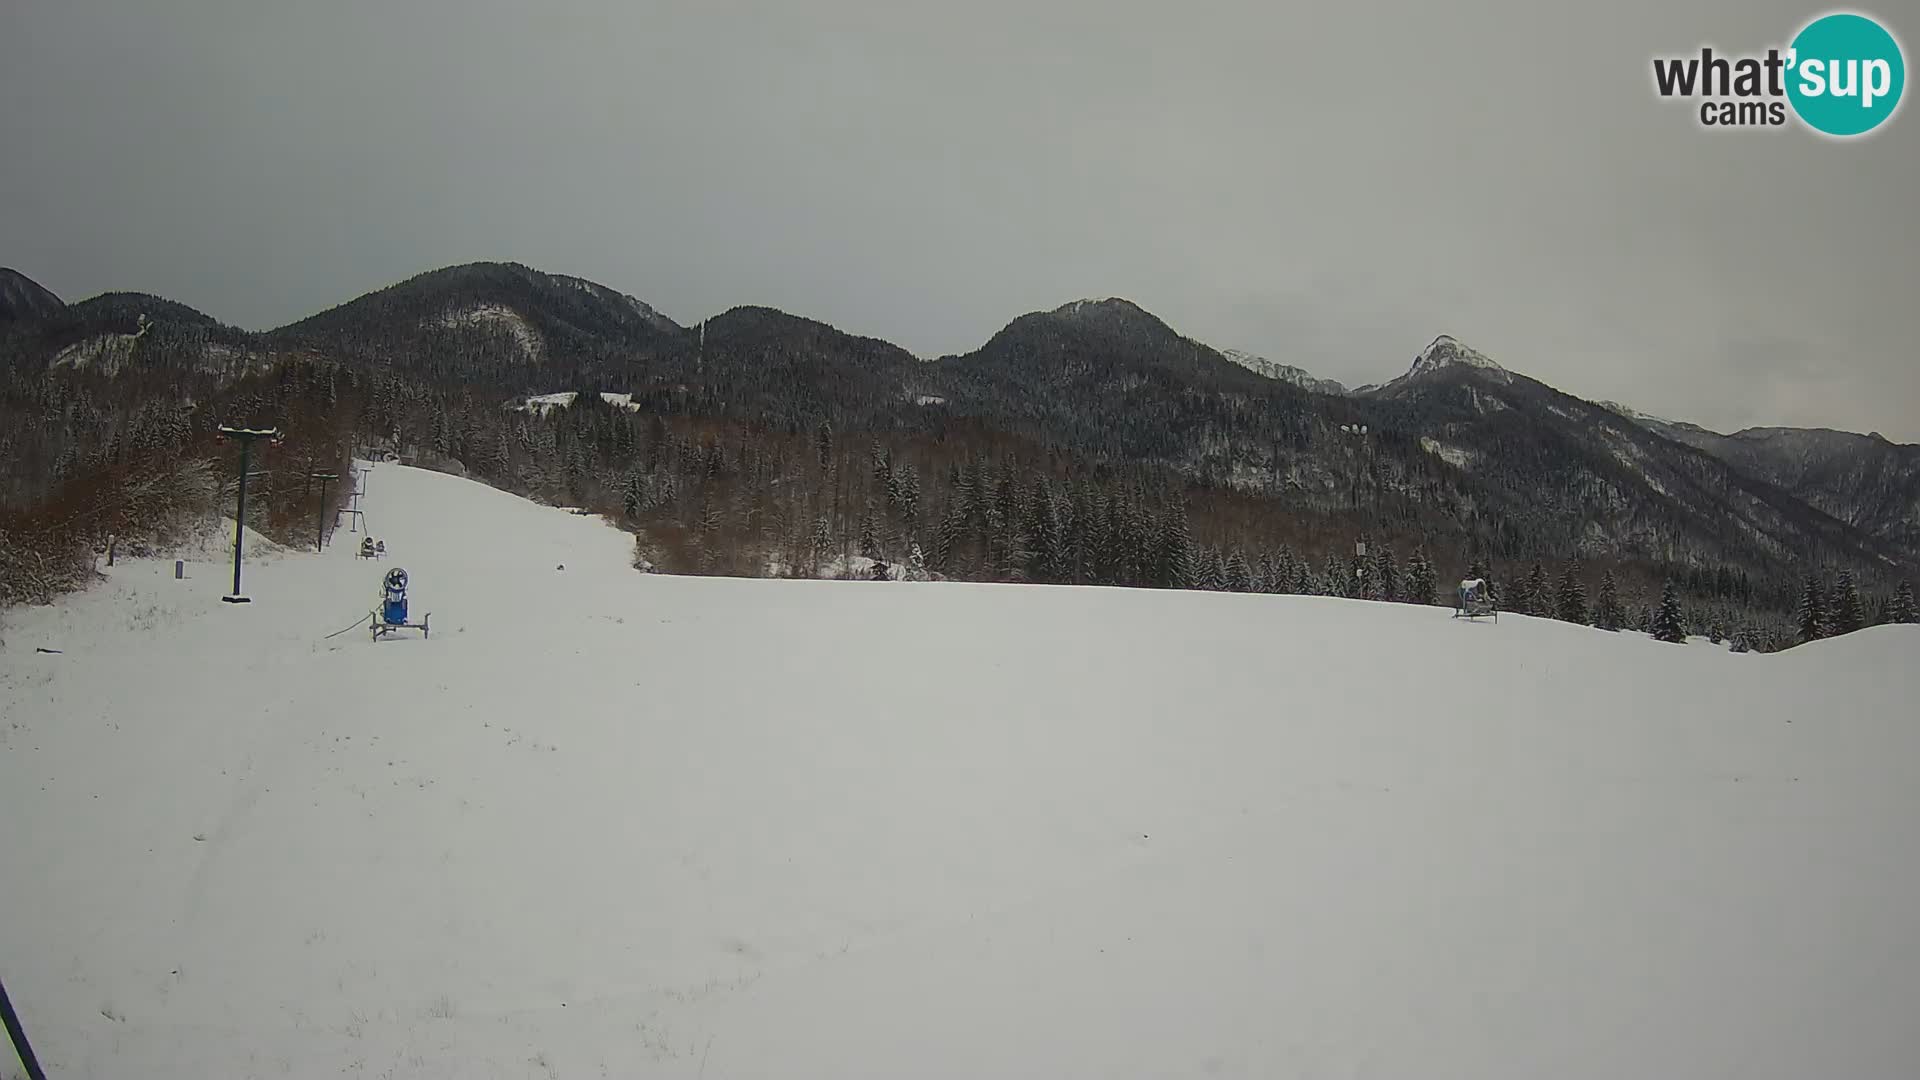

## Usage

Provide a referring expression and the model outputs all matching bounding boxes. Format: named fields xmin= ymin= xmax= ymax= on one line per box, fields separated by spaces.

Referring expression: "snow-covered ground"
xmin=2 ymin=464 xmax=1916 ymax=1079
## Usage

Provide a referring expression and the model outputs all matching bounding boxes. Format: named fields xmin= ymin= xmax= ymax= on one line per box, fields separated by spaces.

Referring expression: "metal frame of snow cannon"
xmin=1453 ymin=578 xmax=1498 ymax=622
xmin=370 ymin=566 xmax=431 ymax=640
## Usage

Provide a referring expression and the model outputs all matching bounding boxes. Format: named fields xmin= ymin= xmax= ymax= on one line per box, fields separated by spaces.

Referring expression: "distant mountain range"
xmin=4 ymin=261 xmax=1915 ymax=587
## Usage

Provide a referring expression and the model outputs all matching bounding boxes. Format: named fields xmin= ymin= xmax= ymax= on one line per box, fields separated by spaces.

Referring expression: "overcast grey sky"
xmin=3 ymin=0 xmax=1915 ymax=437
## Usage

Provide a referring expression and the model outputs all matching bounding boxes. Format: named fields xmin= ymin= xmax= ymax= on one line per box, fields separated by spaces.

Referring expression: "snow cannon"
xmin=382 ymin=567 xmax=409 ymax=625
xmin=371 ymin=567 xmax=430 ymax=640
xmin=1453 ymin=578 xmax=1498 ymax=622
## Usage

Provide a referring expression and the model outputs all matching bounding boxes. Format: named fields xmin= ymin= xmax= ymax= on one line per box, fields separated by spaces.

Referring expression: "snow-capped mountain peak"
xmin=1053 ymin=297 xmax=1138 ymax=318
xmin=1405 ymin=335 xmax=1510 ymax=381
xmin=1218 ymin=348 xmax=1348 ymax=395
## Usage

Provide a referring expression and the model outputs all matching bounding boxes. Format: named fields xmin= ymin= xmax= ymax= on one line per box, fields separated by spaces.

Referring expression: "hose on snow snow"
xmin=322 ymin=613 xmax=372 ymax=640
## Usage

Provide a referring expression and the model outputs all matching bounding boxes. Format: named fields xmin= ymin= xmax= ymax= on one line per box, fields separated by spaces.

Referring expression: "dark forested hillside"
xmin=0 ymin=268 xmax=66 ymax=323
xmin=609 ymin=305 xmax=936 ymax=435
xmin=270 ymin=262 xmax=685 ymax=385
xmin=1365 ymin=358 xmax=1906 ymax=572
xmin=1607 ymin=414 xmax=1920 ymax=558
xmin=3 ymin=260 xmax=1914 ymax=652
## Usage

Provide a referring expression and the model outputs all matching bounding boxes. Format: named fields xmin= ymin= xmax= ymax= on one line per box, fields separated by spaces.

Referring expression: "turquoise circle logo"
xmin=1787 ymin=12 xmax=1905 ymax=136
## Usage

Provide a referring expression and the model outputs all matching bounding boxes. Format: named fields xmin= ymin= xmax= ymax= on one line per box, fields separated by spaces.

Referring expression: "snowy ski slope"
xmin=2 ymin=463 xmax=1917 ymax=1079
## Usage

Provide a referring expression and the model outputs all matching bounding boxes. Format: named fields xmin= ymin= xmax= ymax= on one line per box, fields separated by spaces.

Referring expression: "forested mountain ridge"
xmin=0 ymin=268 xmax=66 ymax=323
xmin=1218 ymin=347 xmax=1348 ymax=395
xmin=3 ymin=260 xmax=1914 ymax=649
xmin=1603 ymin=406 xmax=1920 ymax=557
xmin=267 ymin=262 xmax=686 ymax=382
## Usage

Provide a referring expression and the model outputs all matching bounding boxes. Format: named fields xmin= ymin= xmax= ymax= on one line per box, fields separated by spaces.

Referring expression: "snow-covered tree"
xmin=621 ymin=471 xmax=644 ymax=520
xmin=1372 ymin=546 xmax=1398 ymax=603
xmin=1524 ymin=563 xmax=1550 ymax=617
xmin=934 ymin=507 xmax=963 ymax=573
xmin=1404 ymin=548 xmax=1437 ymax=606
xmin=1651 ymin=580 xmax=1687 ymax=643
xmin=1829 ymin=570 xmax=1863 ymax=636
xmin=1225 ymin=550 xmax=1253 ymax=593
xmin=1197 ymin=547 xmax=1226 ymax=591
xmin=1023 ymin=480 xmax=1060 ymax=583
xmin=1323 ymin=551 xmax=1346 ymax=598
xmin=1156 ymin=505 xmax=1194 ymax=589
xmin=810 ymin=513 xmax=832 ymax=576
xmin=859 ymin=504 xmax=880 ymax=561
xmin=1556 ymin=563 xmax=1588 ymax=625
xmin=1798 ymin=576 xmax=1826 ymax=643
xmin=1890 ymin=581 xmax=1918 ymax=624
xmin=1594 ymin=569 xmax=1623 ymax=631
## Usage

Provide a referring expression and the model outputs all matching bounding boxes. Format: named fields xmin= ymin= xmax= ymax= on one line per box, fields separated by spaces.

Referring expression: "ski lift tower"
xmin=1340 ymin=423 xmax=1370 ymax=511
xmin=1341 ymin=424 xmax=1371 ymax=593
xmin=216 ymin=426 xmax=281 ymax=603
xmin=338 ymin=470 xmax=367 ymax=535
xmin=311 ymin=471 xmax=339 ymax=552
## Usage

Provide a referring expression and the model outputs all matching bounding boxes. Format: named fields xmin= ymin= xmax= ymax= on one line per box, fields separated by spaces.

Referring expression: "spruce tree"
xmin=1830 ymin=570 xmax=1863 ymax=636
xmin=871 ymin=442 xmax=891 ymax=497
xmin=1525 ymin=563 xmax=1550 ymax=617
xmin=1225 ymin=550 xmax=1253 ymax=593
xmin=1798 ymin=576 xmax=1826 ymax=643
xmin=897 ymin=464 xmax=920 ymax=529
xmin=1891 ymin=581 xmax=1918 ymax=624
xmin=1651 ymin=580 xmax=1687 ymax=643
xmin=809 ymin=514 xmax=832 ymax=576
xmin=1594 ymin=569 xmax=1623 ymax=631
xmin=1508 ymin=570 xmax=1530 ymax=616
xmin=1556 ymin=563 xmax=1588 ymax=625
xmin=1373 ymin=546 xmax=1398 ymax=603
xmin=859 ymin=504 xmax=880 ymax=561
xmin=1405 ymin=548 xmax=1437 ymax=606
xmin=621 ymin=472 xmax=644 ymax=520
xmin=1156 ymin=504 xmax=1195 ymax=589
xmin=1024 ymin=480 xmax=1059 ymax=583
xmin=1198 ymin=548 xmax=1226 ymax=591
xmin=1273 ymin=547 xmax=1298 ymax=594
xmin=935 ymin=508 xmax=963 ymax=574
